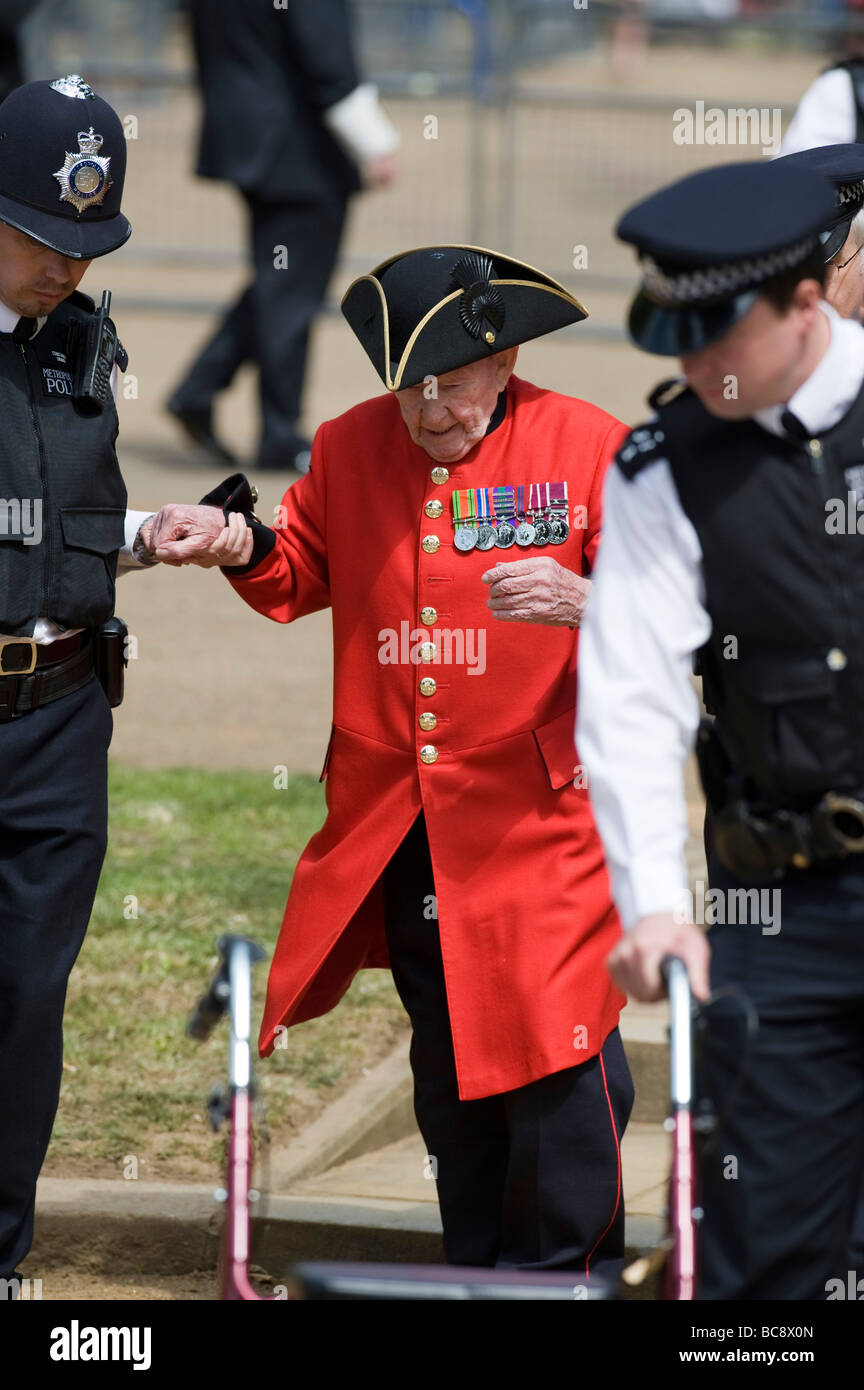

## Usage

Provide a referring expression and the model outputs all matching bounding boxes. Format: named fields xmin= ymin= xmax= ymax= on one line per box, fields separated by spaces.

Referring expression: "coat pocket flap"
xmin=60 ymin=507 xmax=126 ymax=554
xmin=533 ymin=706 xmax=579 ymax=790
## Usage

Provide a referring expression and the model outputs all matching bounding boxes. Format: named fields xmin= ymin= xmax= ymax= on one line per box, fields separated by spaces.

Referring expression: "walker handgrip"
xmin=661 ymin=955 xmax=693 ymax=1109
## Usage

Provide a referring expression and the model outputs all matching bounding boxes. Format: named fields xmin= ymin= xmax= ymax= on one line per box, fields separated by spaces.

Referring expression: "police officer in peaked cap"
xmin=774 ymin=144 xmax=864 ymax=324
xmin=577 ymin=160 xmax=864 ymax=1298
xmin=0 ymin=75 xmax=163 ymax=1293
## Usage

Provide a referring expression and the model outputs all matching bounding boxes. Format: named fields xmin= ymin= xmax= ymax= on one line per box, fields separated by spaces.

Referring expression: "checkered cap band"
xmin=837 ymin=180 xmax=864 ymax=209
xmin=640 ymin=235 xmax=820 ymax=307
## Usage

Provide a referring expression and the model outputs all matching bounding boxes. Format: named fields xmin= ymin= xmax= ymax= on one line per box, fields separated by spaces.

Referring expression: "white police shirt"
xmin=576 ymin=301 xmax=864 ymax=930
xmin=780 ymin=67 xmax=857 ymax=154
xmin=0 ymin=299 xmax=154 ymax=646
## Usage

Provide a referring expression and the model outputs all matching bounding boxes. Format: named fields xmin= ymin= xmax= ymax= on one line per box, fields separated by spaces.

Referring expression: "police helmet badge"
xmin=53 ymin=126 xmax=112 ymax=214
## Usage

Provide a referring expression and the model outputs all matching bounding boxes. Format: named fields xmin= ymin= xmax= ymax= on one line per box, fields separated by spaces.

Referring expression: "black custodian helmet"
xmin=0 ymin=74 xmax=130 ymax=259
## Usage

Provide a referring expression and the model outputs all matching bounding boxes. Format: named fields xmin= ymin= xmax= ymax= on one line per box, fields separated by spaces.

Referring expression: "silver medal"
xmin=532 ymin=518 xmax=551 ymax=546
xmin=476 ymin=523 xmax=496 ymax=551
xmin=495 ymin=521 xmax=516 ymax=549
xmin=454 ymin=525 xmax=478 ymax=552
xmin=548 ymin=516 xmax=569 ymax=545
xmin=515 ymin=521 xmax=536 ymax=546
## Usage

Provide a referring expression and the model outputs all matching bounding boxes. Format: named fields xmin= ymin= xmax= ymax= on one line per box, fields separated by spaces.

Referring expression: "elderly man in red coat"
xmin=147 ymin=246 xmax=633 ymax=1278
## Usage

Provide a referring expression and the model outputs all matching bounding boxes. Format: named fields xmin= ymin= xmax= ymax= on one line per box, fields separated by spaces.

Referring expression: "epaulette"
xmin=616 ymin=379 xmax=694 ymax=480
xmin=648 ymin=376 xmax=690 ymax=411
xmin=616 ymin=419 xmax=668 ymax=480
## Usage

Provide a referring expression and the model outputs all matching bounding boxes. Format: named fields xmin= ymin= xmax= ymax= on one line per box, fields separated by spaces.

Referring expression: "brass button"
xmin=421 ymin=534 xmax=440 ymax=554
xmin=827 ymin=647 xmax=847 ymax=671
xmin=430 ymin=466 xmax=449 ymax=485
xmin=425 ymin=499 xmax=444 ymax=519
xmin=420 ymin=744 xmax=438 ymax=764
xmin=484 ymin=331 xmax=495 ymax=344
xmin=419 ymin=677 xmax=437 ymax=696
xmin=418 ymin=642 xmax=437 ymax=663
xmin=418 ymin=711 xmax=437 ymax=732
xmin=420 ymin=606 xmax=438 ymax=626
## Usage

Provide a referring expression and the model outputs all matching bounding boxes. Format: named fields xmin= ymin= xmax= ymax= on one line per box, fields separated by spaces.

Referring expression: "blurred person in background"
xmin=166 ymin=0 xmax=399 ymax=475
xmin=781 ymin=15 xmax=864 ymax=153
xmin=774 ymin=143 xmax=864 ymax=322
xmin=0 ymin=1 xmax=40 ymax=102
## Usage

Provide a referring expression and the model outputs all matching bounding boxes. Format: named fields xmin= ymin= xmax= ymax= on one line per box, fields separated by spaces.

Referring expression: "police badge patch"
xmin=42 ymin=366 xmax=74 ymax=397
xmin=53 ymin=127 xmax=112 ymax=214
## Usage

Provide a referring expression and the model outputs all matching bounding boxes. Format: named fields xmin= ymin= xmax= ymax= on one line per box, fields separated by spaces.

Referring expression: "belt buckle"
xmin=0 ymin=635 xmax=37 ymax=676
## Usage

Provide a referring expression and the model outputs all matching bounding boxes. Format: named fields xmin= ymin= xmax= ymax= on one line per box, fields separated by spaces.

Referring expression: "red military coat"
xmin=227 ymin=375 xmax=628 ymax=1099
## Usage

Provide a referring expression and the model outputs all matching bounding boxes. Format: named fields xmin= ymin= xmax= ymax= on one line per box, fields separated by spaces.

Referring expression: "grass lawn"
xmin=46 ymin=762 xmax=409 ymax=1184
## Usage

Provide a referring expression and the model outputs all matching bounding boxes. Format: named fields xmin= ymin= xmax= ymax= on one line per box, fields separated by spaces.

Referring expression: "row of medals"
xmin=454 ymin=510 xmax=570 ymax=553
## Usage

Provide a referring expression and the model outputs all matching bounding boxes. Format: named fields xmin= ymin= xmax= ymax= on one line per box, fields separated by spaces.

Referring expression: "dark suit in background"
xmin=0 ymin=1 xmax=41 ymax=102
xmin=171 ymin=0 xmax=364 ymax=470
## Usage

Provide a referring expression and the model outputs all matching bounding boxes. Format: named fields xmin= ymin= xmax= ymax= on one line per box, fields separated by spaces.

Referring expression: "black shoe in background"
xmin=256 ymin=438 xmax=313 ymax=474
xmin=166 ymin=400 xmax=238 ymax=466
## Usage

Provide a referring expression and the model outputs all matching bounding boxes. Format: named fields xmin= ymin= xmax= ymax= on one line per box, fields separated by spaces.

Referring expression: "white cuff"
xmin=610 ymin=853 xmax=692 ymax=933
xmin=323 ymin=82 xmax=400 ymax=164
xmin=118 ymin=509 xmax=157 ymax=571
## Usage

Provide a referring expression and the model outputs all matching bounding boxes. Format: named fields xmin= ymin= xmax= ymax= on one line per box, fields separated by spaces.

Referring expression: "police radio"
xmin=72 ymin=290 xmax=118 ymax=410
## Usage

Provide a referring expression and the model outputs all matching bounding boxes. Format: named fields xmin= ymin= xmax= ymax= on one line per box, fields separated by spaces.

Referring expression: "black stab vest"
xmin=0 ymin=291 xmax=127 ymax=637
xmin=617 ymin=381 xmax=864 ymax=807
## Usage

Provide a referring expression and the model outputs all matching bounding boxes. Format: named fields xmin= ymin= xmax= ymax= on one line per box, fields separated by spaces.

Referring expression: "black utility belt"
xmin=0 ymin=618 xmax=128 ymax=720
xmin=711 ymin=790 xmax=864 ymax=884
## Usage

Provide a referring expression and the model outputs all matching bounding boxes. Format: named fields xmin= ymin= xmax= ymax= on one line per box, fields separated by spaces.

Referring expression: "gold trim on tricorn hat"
xmin=341 ymin=243 xmax=588 ymax=390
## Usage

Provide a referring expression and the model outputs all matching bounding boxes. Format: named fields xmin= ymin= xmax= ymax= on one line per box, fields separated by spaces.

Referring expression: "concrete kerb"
xmin=27 ymin=1028 xmax=669 ymax=1289
xmin=268 ymin=1037 xmax=417 ymax=1189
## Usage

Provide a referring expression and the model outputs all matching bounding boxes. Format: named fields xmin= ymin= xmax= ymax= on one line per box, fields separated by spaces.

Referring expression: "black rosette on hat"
xmin=341 ymin=244 xmax=587 ymax=389
xmin=450 ymin=252 xmax=506 ymax=341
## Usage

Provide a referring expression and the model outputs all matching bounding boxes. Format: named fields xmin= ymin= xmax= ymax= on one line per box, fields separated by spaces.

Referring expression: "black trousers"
xmin=698 ymin=847 xmax=864 ymax=1300
xmin=0 ymin=676 xmax=112 ymax=1276
xmin=172 ymin=191 xmax=349 ymax=468
xmin=382 ymin=811 xmax=634 ymax=1279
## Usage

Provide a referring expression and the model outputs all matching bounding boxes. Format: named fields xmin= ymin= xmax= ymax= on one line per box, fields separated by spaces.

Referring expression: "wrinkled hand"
xmin=481 ymin=558 xmax=591 ymax=625
xmin=186 ymin=510 xmax=254 ymax=568
xmin=147 ymin=504 xmax=228 ymax=566
xmin=607 ymin=913 xmax=711 ymax=1003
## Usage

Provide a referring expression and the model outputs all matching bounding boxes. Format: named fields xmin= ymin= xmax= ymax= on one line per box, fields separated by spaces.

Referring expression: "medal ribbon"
xmin=548 ymin=481 xmax=568 ymax=512
xmin=452 ymin=482 xmax=567 ymax=525
xmin=530 ymin=482 xmax=550 ymax=513
xmin=451 ymin=489 xmax=477 ymax=524
xmin=492 ymin=485 xmax=515 ymax=521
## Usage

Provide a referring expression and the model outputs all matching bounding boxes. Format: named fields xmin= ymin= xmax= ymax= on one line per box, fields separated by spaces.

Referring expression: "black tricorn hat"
xmin=0 ymin=75 xmax=130 ymax=260
xmin=341 ymin=245 xmax=587 ymax=389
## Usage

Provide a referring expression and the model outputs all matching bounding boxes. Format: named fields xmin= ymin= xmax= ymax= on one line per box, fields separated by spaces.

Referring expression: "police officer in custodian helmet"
xmin=0 ymin=74 xmax=158 ymax=1290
